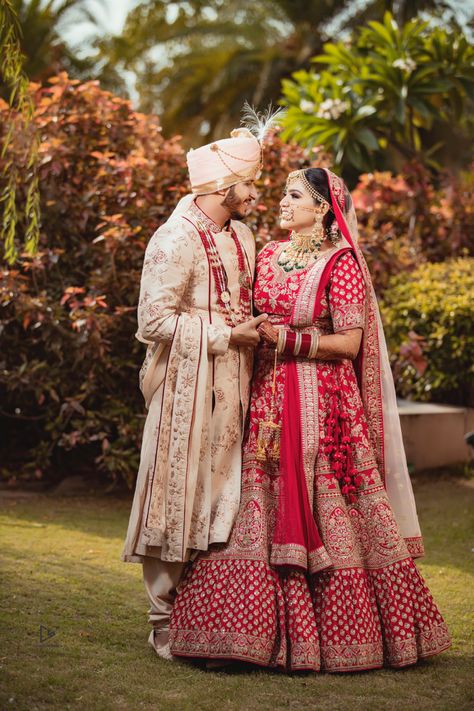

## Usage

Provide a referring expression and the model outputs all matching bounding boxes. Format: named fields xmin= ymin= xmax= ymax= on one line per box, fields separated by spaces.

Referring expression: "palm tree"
xmin=98 ymin=0 xmax=352 ymax=141
xmin=2 ymin=0 xmax=119 ymax=88
xmin=99 ymin=0 xmax=459 ymax=142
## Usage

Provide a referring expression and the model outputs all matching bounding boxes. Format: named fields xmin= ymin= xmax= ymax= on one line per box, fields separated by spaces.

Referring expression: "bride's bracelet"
xmin=277 ymin=328 xmax=320 ymax=359
xmin=277 ymin=327 xmax=287 ymax=354
xmin=293 ymin=332 xmax=302 ymax=356
xmin=308 ymin=332 xmax=320 ymax=359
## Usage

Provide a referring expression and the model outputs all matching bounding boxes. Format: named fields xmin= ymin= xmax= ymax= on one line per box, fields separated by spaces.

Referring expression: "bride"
xmin=168 ymin=167 xmax=451 ymax=672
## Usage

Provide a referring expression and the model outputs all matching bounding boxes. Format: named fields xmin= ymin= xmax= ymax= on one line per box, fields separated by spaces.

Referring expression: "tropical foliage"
xmin=381 ymin=258 xmax=474 ymax=406
xmin=280 ymin=12 xmax=474 ymax=178
xmin=0 ymin=73 xmax=312 ymax=485
xmin=0 ymin=0 xmax=41 ymax=262
xmin=0 ymin=0 xmax=112 ymax=88
xmin=97 ymin=0 xmax=347 ymax=140
xmin=97 ymin=0 xmax=463 ymax=141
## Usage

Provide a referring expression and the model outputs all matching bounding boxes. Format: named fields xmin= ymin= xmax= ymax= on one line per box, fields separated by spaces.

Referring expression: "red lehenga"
xmin=169 ymin=171 xmax=451 ymax=672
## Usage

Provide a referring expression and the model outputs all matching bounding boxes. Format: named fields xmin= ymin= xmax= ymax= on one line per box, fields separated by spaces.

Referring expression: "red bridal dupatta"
xmin=271 ymin=170 xmax=424 ymax=574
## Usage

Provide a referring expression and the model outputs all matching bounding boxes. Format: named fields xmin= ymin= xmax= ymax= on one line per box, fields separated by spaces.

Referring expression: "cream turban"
xmin=186 ymin=128 xmax=262 ymax=195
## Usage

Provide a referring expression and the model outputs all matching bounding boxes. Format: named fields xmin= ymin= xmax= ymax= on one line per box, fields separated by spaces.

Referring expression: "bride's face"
xmin=279 ymin=178 xmax=317 ymax=232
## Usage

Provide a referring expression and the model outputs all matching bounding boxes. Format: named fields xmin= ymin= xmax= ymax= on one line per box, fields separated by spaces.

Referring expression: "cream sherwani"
xmin=121 ymin=200 xmax=255 ymax=566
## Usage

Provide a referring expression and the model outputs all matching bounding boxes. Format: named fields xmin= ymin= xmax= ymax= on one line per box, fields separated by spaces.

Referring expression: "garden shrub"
xmin=353 ymin=166 xmax=474 ymax=293
xmin=0 ymin=73 xmax=311 ymax=486
xmin=381 ymin=258 xmax=474 ymax=407
xmin=1 ymin=73 xmax=472 ymax=486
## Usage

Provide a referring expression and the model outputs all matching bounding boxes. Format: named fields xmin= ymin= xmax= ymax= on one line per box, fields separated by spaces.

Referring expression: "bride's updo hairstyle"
xmin=304 ymin=168 xmax=352 ymax=229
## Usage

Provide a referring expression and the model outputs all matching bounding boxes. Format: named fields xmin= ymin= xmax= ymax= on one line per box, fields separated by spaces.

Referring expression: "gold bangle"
xmin=309 ymin=332 xmax=320 ymax=359
xmin=293 ymin=332 xmax=302 ymax=356
xmin=277 ymin=328 xmax=286 ymax=354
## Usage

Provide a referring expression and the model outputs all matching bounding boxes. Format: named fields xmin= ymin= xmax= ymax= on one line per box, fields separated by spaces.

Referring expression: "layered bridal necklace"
xmin=277 ymin=168 xmax=346 ymax=273
xmin=277 ymin=230 xmax=325 ymax=272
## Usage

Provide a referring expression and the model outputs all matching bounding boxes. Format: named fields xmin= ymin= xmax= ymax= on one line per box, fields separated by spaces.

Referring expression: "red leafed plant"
xmin=1 ymin=73 xmax=472 ymax=486
xmin=0 ymin=73 xmax=315 ymax=487
xmin=353 ymin=165 xmax=474 ymax=293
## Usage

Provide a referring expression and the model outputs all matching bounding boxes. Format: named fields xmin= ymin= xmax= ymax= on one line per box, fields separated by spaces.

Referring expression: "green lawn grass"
xmin=1 ymin=473 xmax=473 ymax=711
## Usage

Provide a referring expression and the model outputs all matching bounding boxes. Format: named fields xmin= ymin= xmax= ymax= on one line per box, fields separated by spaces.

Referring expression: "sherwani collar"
xmin=188 ymin=200 xmax=231 ymax=234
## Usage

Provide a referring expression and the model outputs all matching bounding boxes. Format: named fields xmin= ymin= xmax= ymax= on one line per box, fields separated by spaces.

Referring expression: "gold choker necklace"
xmin=277 ymin=231 xmax=323 ymax=272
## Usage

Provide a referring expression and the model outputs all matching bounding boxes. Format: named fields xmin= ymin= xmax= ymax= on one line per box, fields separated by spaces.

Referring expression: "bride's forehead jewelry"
xmin=286 ymin=170 xmax=333 ymax=212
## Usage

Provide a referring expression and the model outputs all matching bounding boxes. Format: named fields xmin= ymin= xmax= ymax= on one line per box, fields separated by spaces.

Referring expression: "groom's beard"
xmin=221 ymin=186 xmax=251 ymax=220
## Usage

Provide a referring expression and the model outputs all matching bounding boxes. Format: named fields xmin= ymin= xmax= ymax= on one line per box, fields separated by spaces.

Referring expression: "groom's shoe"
xmin=148 ymin=627 xmax=175 ymax=662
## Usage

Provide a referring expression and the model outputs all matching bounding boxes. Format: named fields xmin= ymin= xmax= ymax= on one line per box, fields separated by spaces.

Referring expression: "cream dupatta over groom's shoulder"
xmin=121 ymin=107 xmax=283 ymax=659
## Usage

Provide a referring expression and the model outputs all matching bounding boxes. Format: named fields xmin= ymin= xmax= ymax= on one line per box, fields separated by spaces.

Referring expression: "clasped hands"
xmin=256 ymin=319 xmax=279 ymax=347
xmin=229 ymin=314 xmax=280 ymax=348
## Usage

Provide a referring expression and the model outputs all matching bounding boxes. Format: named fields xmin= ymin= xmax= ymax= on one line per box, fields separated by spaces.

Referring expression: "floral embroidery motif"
xmin=327 ymin=169 xmax=345 ymax=211
xmin=169 ymin=237 xmax=450 ymax=669
xmin=234 ymin=499 xmax=263 ymax=549
xmin=347 ymin=507 xmax=372 ymax=558
xmin=121 ymin=202 xmax=256 ymax=564
xmin=370 ymin=500 xmax=403 ymax=556
xmin=325 ymin=506 xmax=355 ymax=557
xmin=329 ymin=252 xmax=365 ymax=332
xmin=405 ymin=536 xmax=425 ymax=557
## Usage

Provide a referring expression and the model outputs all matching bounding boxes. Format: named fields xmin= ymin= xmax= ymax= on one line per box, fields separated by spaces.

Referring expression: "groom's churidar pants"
xmin=142 ymin=557 xmax=186 ymax=651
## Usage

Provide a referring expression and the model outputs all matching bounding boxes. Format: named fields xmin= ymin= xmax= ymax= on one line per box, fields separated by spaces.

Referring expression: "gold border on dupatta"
xmin=405 ymin=536 xmax=425 ymax=558
xmin=270 ymin=542 xmax=332 ymax=574
xmin=291 ymin=247 xmax=345 ymax=503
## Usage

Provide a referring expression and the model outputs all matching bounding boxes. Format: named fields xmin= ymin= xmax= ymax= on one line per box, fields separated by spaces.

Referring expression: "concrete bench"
xmin=397 ymin=399 xmax=474 ymax=471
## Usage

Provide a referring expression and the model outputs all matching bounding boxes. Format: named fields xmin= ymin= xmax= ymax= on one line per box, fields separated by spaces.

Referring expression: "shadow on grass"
xmin=1 ymin=483 xmax=474 ymax=711
xmin=1 ymin=473 xmax=474 ymax=574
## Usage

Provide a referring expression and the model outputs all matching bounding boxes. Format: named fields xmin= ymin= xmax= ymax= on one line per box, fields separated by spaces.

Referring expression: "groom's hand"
xmin=230 ymin=314 xmax=268 ymax=347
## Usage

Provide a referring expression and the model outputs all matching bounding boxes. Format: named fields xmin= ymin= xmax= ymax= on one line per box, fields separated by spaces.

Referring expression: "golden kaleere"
xmin=256 ymin=347 xmax=281 ymax=462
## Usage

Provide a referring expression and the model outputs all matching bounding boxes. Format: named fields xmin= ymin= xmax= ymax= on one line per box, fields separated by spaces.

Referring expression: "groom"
xmin=121 ymin=125 xmax=268 ymax=659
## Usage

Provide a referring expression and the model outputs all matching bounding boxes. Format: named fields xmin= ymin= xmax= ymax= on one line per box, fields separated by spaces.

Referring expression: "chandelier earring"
xmin=327 ymin=220 xmax=341 ymax=246
xmin=310 ymin=200 xmax=329 ymax=253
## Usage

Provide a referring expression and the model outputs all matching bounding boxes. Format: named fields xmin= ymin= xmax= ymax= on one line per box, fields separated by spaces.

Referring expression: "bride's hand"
xmin=257 ymin=321 xmax=279 ymax=346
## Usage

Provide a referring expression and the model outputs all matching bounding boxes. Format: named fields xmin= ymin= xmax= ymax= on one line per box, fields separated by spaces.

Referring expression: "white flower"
xmin=299 ymin=99 xmax=316 ymax=113
xmin=316 ymin=98 xmax=349 ymax=120
xmin=393 ymin=57 xmax=417 ymax=73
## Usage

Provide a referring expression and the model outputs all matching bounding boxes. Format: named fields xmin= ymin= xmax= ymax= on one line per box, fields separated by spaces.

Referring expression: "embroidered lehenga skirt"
xmin=169 ymin=244 xmax=451 ymax=672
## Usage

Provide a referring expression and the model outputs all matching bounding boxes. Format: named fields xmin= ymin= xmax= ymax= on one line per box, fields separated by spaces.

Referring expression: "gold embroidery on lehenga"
xmin=405 ymin=536 xmax=425 ymax=558
xmin=270 ymin=542 xmax=332 ymax=573
xmin=234 ymin=499 xmax=263 ymax=549
xmin=168 ymin=231 xmax=450 ymax=669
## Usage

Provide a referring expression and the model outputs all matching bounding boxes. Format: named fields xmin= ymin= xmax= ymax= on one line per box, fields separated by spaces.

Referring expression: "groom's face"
xmin=221 ymin=181 xmax=258 ymax=220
